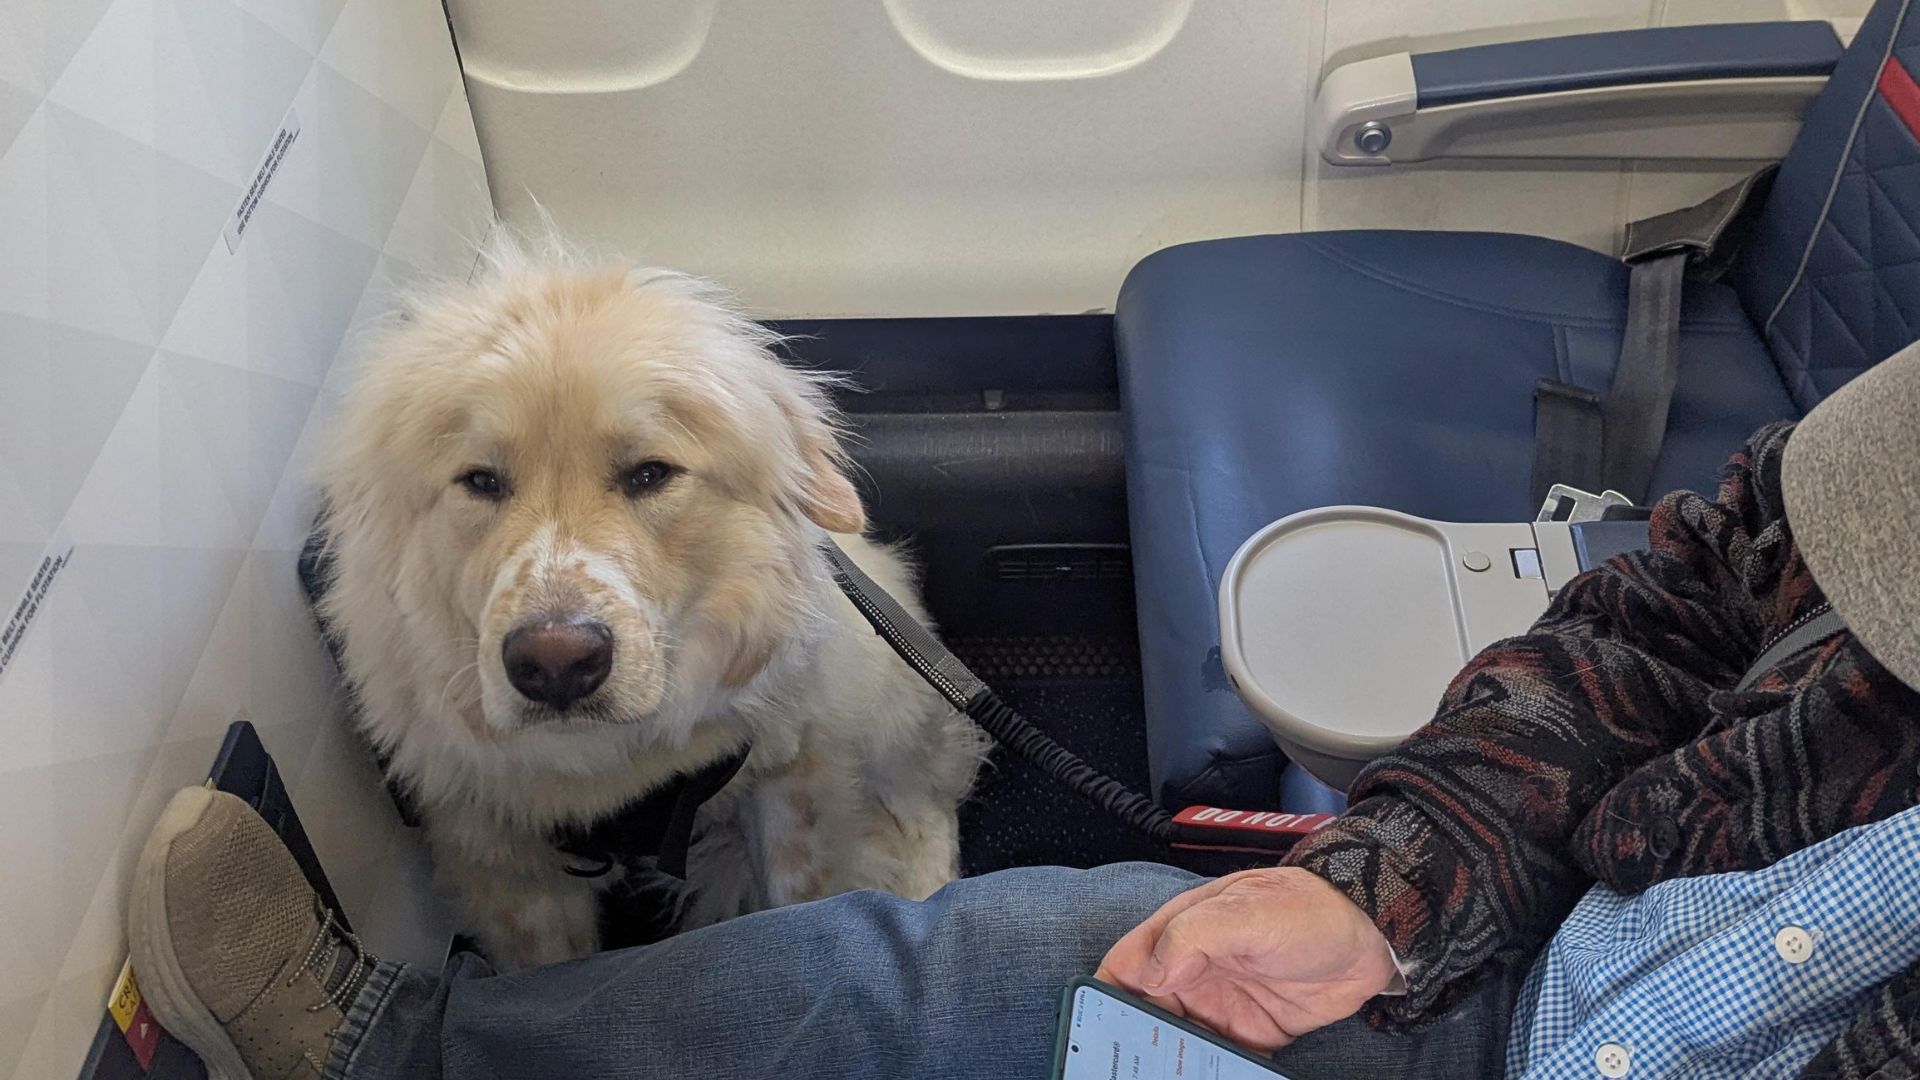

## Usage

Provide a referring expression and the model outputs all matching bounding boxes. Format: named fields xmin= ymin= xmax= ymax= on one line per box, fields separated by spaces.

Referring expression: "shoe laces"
xmin=289 ymin=896 xmax=379 ymax=1015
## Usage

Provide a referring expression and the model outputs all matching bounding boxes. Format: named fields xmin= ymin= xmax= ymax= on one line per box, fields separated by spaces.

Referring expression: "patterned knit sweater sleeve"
xmin=1798 ymin=962 xmax=1920 ymax=1080
xmin=1283 ymin=422 xmax=1799 ymax=1024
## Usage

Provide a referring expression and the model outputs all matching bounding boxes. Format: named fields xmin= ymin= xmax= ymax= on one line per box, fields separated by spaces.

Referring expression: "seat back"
xmin=1736 ymin=0 xmax=1920 ymax=411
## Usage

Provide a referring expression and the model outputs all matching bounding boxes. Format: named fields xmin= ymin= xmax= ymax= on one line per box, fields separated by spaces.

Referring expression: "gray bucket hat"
xmin=1783 ymin=339 xmax=1920 ymax=690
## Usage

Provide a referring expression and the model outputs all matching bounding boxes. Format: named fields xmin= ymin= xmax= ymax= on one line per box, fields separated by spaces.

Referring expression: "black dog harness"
xmin=552 ymin=749 xmax=749 ymax=880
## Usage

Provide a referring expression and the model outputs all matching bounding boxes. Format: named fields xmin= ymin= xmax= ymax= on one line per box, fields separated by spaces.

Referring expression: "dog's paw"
xmin=476 ymin=884 xmax=602 ymax=970
xmin=599 ymin=864 xmax=697 ymax=948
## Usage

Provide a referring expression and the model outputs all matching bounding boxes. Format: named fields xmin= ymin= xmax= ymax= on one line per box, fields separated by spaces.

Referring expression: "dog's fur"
xmin=317 ymin=235 xmax=984 ymax=969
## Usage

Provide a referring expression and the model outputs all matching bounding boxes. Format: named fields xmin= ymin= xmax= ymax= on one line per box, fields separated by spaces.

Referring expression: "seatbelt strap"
xmin=1735 ymin=604 xmax=1847 ymax=692
xmin=1530 ymin=382 xmax=1606 ymax=501
xmin=1598 ymin=253 xmax=1688 ymax=501
xmin=1530 ymin=166 xmax=1778 ymax=508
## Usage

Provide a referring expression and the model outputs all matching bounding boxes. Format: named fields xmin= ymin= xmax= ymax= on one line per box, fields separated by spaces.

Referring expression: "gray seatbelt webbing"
xmin=1599 ymin=253 xmax=1688 ymax=501
xmin=1530 ymin=380 xmax=1606 ymax=499
xmin=1735 ymin=605 xmax=1847 ymax=692
xmin=1529 ymin=250 xmax=1687 ymax=506
xmin=1529 ymin=166 xmax=1778 ymax=508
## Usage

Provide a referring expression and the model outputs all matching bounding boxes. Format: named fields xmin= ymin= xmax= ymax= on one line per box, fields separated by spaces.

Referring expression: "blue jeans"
xmin=326 ymin=863 xmax=1517 ymax=1079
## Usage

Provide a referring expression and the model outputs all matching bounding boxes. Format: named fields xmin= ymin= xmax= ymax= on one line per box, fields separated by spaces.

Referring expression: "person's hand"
xmin=1094 ymin=867 xmax=1398 ymax=1053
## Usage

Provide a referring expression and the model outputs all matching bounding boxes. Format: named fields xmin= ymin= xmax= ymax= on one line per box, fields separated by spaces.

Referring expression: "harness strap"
xmin=553 ymin=746 xmax=751 ymax=881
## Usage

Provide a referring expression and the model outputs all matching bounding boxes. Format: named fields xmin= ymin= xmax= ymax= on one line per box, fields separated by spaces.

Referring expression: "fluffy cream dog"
xmin=318 ymin=235 xmax=983 ymax=969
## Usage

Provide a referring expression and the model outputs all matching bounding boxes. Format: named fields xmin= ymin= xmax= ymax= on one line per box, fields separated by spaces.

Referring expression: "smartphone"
xmin=1051 ymin=977 xmax=1296 ymax=1080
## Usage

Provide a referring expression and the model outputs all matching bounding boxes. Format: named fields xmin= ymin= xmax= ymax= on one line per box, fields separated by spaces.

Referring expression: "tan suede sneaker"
xmin=128 ymin=787 xmax=379 ymax=1080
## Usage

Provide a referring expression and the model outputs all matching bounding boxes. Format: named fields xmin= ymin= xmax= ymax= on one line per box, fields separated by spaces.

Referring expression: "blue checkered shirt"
xmin=1507 ymin=805 xmax=1920 ymax=1079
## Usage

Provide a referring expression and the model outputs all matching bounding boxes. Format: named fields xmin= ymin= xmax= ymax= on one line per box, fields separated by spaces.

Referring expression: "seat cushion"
xmin=1118 ymin=230 xmax=1799 ymax=809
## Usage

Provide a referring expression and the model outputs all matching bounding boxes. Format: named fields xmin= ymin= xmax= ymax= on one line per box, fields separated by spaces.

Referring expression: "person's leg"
xmin=1271 ymin=962 xmax=1529 ymax=1079
xmin=338 ymin=861 xmax=1201 ymax=1079
xmin=343 ymin=877 xmax=1525 ymax=1080
xmin=134 ymin=786 xmax=1512 ymax=1080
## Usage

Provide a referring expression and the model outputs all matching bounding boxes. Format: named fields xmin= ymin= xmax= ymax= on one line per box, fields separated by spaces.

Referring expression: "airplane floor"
xmin=952 ymin=634 xmax=1260 ymax=881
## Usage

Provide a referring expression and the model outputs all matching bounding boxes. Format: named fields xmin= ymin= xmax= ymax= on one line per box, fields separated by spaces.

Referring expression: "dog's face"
xmin=324 ymin=259 xmax=863 ymax=742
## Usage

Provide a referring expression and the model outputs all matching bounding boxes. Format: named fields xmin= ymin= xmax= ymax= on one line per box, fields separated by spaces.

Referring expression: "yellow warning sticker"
xmin=107 ymin=958 xmax=141 ymax=1034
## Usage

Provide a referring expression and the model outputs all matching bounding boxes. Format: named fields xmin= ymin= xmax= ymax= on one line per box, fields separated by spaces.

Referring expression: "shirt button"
xmin=1647 ymin=817 xmax=1680 ymax=859
xmin=1595 ymin=1041 xmax=1633 ymax=1077
xmin=1775 ymin=925 xmax=1816 ymax=965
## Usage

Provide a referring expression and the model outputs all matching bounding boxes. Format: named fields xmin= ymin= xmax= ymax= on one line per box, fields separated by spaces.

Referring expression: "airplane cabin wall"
xmin=455 ymin=0 xmax=1877 ymax=318
xmin=0 ymin=1 xmax=491 ymax=1075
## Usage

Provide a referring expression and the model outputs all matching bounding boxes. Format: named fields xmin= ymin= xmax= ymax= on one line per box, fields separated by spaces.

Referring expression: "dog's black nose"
xmin=502 ymin=616 xmax=614 ymax=710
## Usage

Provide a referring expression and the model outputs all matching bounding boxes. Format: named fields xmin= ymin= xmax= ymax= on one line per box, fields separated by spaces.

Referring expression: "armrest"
xmin=1316 ymin=21 xmax=1842 ymax=166
xmin=1412 ymin=22 xmax=1841 ymax=107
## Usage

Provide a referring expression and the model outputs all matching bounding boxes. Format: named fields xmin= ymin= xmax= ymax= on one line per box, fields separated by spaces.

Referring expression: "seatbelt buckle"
xmin=1536 ymin=484 xmax=1634 ymax=524
xmin=1167 ymin=805 xmax=1338 ymax=855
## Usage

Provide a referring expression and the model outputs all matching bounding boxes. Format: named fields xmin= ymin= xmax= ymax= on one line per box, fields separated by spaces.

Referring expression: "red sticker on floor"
xmin=1173 ymin=805 xmax=1337 ymax=835
xmin=107 ymin=959 xmax=168 ymax=1073
xmin=124 ymin=1001 xmax=160 ymax=1070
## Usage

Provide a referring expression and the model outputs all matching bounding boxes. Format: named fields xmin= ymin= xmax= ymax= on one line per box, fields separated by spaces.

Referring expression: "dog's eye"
xmin=458 ymin=468 xmax=506 ymax=500
xmin=618 ymin=460 xmax=678 ymax=497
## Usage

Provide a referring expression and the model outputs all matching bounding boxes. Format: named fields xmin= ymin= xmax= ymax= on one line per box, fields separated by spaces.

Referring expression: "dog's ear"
xmin=779 ymin=394 xmax=865 ymax=535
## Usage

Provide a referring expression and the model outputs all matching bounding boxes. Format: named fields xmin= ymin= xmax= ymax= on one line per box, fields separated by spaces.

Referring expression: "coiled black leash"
xmin=822 ymin=541 xmax=1331 ymax=855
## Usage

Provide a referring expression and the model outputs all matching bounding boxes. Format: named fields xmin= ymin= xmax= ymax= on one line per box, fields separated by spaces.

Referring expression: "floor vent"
xmin=987 ymin=543 xmax=1130 ymax=583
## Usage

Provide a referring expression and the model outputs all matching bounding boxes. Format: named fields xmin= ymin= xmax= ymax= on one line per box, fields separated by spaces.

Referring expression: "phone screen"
xmin=1057 ymin=981 xmax=1294 ymax=1080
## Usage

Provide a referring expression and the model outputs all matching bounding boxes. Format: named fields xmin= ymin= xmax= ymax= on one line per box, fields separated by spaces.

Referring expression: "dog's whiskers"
xmin=439 ymin=660 xmax=482 ymax=712
xmin=652 ymin=624 xmax=686 ymax=668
